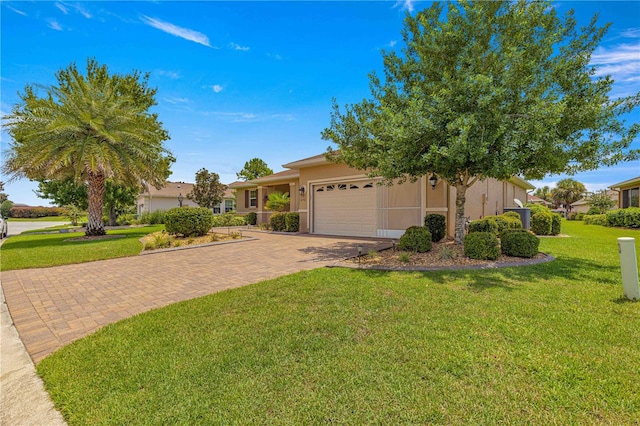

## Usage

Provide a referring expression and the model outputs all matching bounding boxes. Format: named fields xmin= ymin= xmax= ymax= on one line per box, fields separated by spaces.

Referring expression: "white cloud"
xmin=591 ymin=42 xmax=640 ymax=83
xmin=48 ymin=20 xmax=63 ymax=31
xmin=621 ymin=28 xmax=640 ymax=39
xmin=163 ymin=97 xmax=190 ymax=104
xmin=6 ymin=4 xmax=27 ymax=16
xmin=203 ymin=111 xmax=294 ymax=123
xmin=140 ymin=15 xmax=212 ymax=48
xmin=155 ymin=70 xmax=180 ymax=79
xmin=267 ymin=52 xmax=282 ymax=60
xmin=202 ymin=85 xmax=224 ymax=93
xmin=229 ymin=42 xmax=250 ymax=51
xmin=394 ymin=0 xmax=415 ymax=13
xmin=55 ymin=3 xmax=68 ymax=14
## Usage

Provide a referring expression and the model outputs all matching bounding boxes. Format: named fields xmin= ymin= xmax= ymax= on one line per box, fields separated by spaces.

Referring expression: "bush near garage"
xmin=424 ymin=214 xmax=446 ymax=242
xmin=500 ymin=229 xmax=540 ymax=258
xmin=245 ymin=212 xmax=257 ymax=226
xmin=285 ymin=212 xmax=300 ymax=232
xmin=397 ymin=226 xmax=432 ymax=253
xmin=164 ymin=207 xmax=214 ymax=237
xmin=464 ymin=232 xmax=500 ymax=260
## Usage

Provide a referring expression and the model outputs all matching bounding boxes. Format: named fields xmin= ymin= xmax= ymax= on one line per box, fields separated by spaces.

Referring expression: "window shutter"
xmin=245 ymin=190 xmax=249 ymax=208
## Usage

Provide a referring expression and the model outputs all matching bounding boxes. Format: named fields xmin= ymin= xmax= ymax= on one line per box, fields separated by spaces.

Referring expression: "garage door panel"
xmin=313 ymin=180 xmax=376 ymax=237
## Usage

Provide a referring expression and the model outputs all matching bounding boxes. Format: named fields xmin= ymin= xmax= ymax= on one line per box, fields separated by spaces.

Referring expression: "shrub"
xmin=550 ymin=213 xmax=562 ymax=235
xmin=464 ymin=232 xmax=500 ymax=260
xmin=397 ymin=226 xmax=432 ymax=253
xmin=270 ymin=212 xmax=286 ymax=232
xmin=503 ymin=211 xmax=521 ymax=219
xmin=9 ymin=206 xmax=66 ymax=218
xmin=500 ymin=229 xmax=539 ymax=258
xmin=526 ymin=203 xmax=551 ymax=215
xmin=566 ymin=212 xmax=577 ymax=221
xmin=623 ymin=207 xmax=640 ymax=228
xmin=164 ymin=207 xmax=214 ymax=237
xmin=245 ymin=212 xmax=257 ymax=226
xmin=493 ymin=215 xmax=522 ymax=233
xmin=584 ymin=214 xmax=608 ymax=226
xmin=1 ymin=200 xmax=14 ymax=218
xmin=468 ymin=217 xmax=499 ymax=234
xmin=586 ymin=206 xmax=601 ymax=215
xmin=424 ymin=214 xmax=446 ymax=242
xmin=138 ymin=210 xmax=165 ymax=224
xmin=531 ymin=212 xmax=552 ymax=235
xmin=116 ymin=214 xmax=135 ymax=226
xmin=212 ymin=212 xmax=245 ymax=227
xmin=575 ymin=212 xmax=585 ymax=221
xmin=285 ymin=212 xmax=300 ymax=232
xmin=606 ymin=209 xmax=625 ymax=227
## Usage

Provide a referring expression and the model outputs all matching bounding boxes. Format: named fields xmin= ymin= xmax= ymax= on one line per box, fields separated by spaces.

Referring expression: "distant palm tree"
xmin=2 ymin=59 xmax=173 ymax=236
xmin=551 ymin=178 xmax=586 ymax=211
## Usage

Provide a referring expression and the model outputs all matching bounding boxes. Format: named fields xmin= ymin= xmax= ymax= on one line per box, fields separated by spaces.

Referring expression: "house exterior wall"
xmin=137 ymin=196 xmax=198 ymax=215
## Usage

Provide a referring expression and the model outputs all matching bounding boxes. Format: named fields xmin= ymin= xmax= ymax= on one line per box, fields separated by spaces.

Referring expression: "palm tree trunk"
xmin=86 ymin=172 xmax=106 ymax=236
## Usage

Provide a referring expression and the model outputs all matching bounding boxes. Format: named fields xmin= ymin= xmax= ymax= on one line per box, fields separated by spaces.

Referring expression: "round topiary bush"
xmin=550 ymin=213 xmax=562 ymax=235
xmin=468 ymin=217 xmax=499 ymax=235
xmin=500 ymin=229 xmax=540 ymax=258
xmin=164 ymin=207 xmax=214 ymax=237
xmin=464 ymin=232 xmax=500 ymax=260
xmin=424 ymin=213 xmax=446 ymax=242
xmin=503 ymin=211 xmax=521 ymax=220
xmin=531 ymin=212 xmax=553 ymax=235
xmin=397 ymin=226 xmax=432 ymax=253
xmin=245 ymin=212 xmax=257 ymax=226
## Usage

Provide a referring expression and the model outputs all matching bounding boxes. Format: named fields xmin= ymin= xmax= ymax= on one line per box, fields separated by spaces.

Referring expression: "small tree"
xmin=0 ymin=200 xmax=14 ymax=218
xmin=236 ymin=158 xmax=273 ymax=181
xmin=551 ymin=178 xmax=586 ymax=211
xmin=533 ymin=186 xmax=552 ymax=203
xmin=322 ymin=1 xmax=639 ymax=244
xmin=265 ymin=192 xmax=290 ymax=212
xmin=187 ymin=168 xmax=226 ymax=210
xmin=587 ymin=190 xmax=617 ymax=214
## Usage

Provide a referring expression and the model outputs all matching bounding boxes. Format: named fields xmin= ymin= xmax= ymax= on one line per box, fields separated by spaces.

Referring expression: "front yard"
xmin=35 ymin=221 xmax=639 ymax=424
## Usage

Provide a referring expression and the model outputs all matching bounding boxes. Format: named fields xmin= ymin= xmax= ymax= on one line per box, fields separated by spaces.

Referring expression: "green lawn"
xmin=0 ymin=225 xmax=163 ymax=271
xmin=35 ymin=222 xmax=640 ymax=424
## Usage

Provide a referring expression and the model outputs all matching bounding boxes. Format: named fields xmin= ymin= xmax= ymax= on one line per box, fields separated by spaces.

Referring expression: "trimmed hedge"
xmin=138 ymin=210 xmax=166 ymax=224
xmin=424 ymin=214 xmax=446 ymax=242
xmin=397 ymin=226 xmax=432 ymax=253
xmin=468 ymin=217 xmax=499 ymax=234
xmin=245 ymin=212 xmax=257 ymax=226
xmin=270 ymin=212 xmax=286 ymax=232
xmin=503 ymin=211 xmax=521 ymax=220
xmin=584 ymin=214 xmax=608 ymax=226
xmin=551 ymin=213 xmax=561 ymax=235
xmin=501 ymin=229 xmax=539 ymax=258
xmin=606 ymin=209 xmax=626 ymax=227
xmin=285 ymin=212 xmax=300 ymax=232
xmin=464 ymin=232 xmax=500 ymax=260
xmin=164 ymin=207 xmax=214 ymax=237
xmin=212 ymin=212 xmax=245 ymax=227
xmin=531 ymin=212 xmax=552 ymax=235
xmin=9 ymin=206 xmax=67 ymax=218
xmin=623 ymin=207 xmax=640 ymax=228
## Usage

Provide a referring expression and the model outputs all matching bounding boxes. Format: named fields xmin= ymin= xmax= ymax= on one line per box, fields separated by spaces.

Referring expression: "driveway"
xmin=1 ymin=230 xmax=391 ymax=363
xmin=5 ymin=221 xmax=69 ymax=237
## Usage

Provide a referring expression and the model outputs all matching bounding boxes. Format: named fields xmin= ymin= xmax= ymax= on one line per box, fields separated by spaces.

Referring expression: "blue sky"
xmin=1 ymin=1 xmax=639 ymax=206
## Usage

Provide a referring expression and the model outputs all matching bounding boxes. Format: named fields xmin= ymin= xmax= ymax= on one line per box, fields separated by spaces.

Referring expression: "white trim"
xmin=425 ymin=207 xmax=449 ymax=212
xmin=307 ymin=174 xmax=371 ymax=186
xmin=298 ymin=209 xmax=308 ymax=213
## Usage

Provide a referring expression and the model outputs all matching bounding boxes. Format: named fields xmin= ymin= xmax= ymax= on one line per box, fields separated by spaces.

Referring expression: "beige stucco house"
xmin=570 ymin=190 xmax=619 ymax=214
xmin=230 ymin=153 xmax=534 ymax=238
xmin=137 ymin=182 xmax=236 ymax=216
xmin=611 ymin=177 xmax=640 ymax=209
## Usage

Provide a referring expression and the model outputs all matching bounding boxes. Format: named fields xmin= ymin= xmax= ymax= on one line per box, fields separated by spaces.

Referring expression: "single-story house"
xmin=611 ymin=177 xmax=640 ymax=209
xmin=137 ymin=182 xmax=236 ymax=216
xmin=527 ymin=194 xmax=552 ymax=206
xmin=570 ymin=190 xmax=619 ymax=214
xmin=230 ymin=153 xmax=534 ymax=238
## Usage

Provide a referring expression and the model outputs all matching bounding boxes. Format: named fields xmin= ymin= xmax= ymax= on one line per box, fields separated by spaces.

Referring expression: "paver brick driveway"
xmin=2 ymin=230 xmax=390 ymax=363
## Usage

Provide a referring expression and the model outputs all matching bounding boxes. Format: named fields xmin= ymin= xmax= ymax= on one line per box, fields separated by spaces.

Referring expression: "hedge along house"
xmin=611 ymin=176 xmax=640 ymax=209
xmin=137 ymin=182 xmax=236 ymax=216
xmin=231 ymin=153 xmax=535 ymax=238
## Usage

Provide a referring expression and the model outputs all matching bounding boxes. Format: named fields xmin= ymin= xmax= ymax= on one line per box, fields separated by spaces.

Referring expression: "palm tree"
xmin=551 ymin=178 xmax=586 ymax=211
xmin=2 ymin=59 xmax=173 ymax=236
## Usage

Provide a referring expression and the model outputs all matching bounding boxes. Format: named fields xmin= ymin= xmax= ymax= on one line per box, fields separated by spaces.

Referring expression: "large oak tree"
xmin=2 ymin=59 xmax=174 ymax=236
xmin=322 ymin=1 xmax=639 ymax=244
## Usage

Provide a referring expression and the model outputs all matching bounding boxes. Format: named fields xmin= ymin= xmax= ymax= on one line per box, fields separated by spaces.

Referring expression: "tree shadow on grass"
xmin=340 ymin=255 xmax=621 ymax=292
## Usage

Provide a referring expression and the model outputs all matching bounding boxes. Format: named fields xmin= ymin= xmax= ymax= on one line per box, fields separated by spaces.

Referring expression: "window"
xmin=225 ymin=199 xmax=234 ymax=212
xmin=363 ymin=183 xmax=373 ymax=189
xmin=326 ymin=185 xmax=335 ymax=191
xmin=622 ymin=188 xmax=639 ymax=208
xmin=338 ymin=184 xmax=347 ymax=190
xmin=316 ymin=187 xmax=324 ymax=192
xmin=250 ymin=190 xmax=257 ymax=207
xmin=213 ymin=206 xmax=221 ymax=214
xmin=350 ymin=184 xmax=359 ymax=189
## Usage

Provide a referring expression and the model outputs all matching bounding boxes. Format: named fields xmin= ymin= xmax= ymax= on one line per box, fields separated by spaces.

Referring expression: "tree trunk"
xmin=109 ymin=204 xmax=117 ymax=226
xmin=454 ymin=183 xmax=468 ymax=245
xmin=86 ymin=172 xmax=106 ymax=236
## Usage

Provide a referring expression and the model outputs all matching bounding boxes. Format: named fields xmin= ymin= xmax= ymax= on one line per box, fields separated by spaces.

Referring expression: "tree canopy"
xmin=551 ymin=178 xmax=587 ymax=210
xmin=2 ymin=59 xmax=173 ymax=236
xmin=187 ymin=168 xmax=226 ymax=209
xmin=322 ymin=0 xmax=639 ymax=243
xmin=236 ymin=158 xmax=273 ymax=181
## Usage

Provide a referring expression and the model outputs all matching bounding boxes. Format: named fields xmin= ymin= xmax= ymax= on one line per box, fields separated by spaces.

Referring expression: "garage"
xmin=312 ymin=180 xmax=377 ymax=237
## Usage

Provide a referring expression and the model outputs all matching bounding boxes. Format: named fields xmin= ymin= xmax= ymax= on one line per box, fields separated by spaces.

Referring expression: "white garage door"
xmin=312 ymin=181 xmax=377 ymax=237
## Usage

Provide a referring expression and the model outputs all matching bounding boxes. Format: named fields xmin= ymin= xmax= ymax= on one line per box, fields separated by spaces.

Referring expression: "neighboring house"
xmin=570 ymin=190 xmax=619 ymax=214
xmin=611 ymin=177 xmax=640 ymax=209
xmin=137 ymin=182 xmax=236 ymax=215
xmin=527 ymin=194 xmax=552 ymax=206
xmin=230 ymin=153 xmax=534 ymax=238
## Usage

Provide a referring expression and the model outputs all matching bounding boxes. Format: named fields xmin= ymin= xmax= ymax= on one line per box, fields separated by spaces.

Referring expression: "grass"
xmin=35 ymin=221 xmax=640 ymax=424
xmin=0 ymin=225 xmax=163 ymax=271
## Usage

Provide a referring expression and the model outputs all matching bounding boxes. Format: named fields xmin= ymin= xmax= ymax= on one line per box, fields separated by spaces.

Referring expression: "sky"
xmin=1 ymin=0 xmax=639 ymax=206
